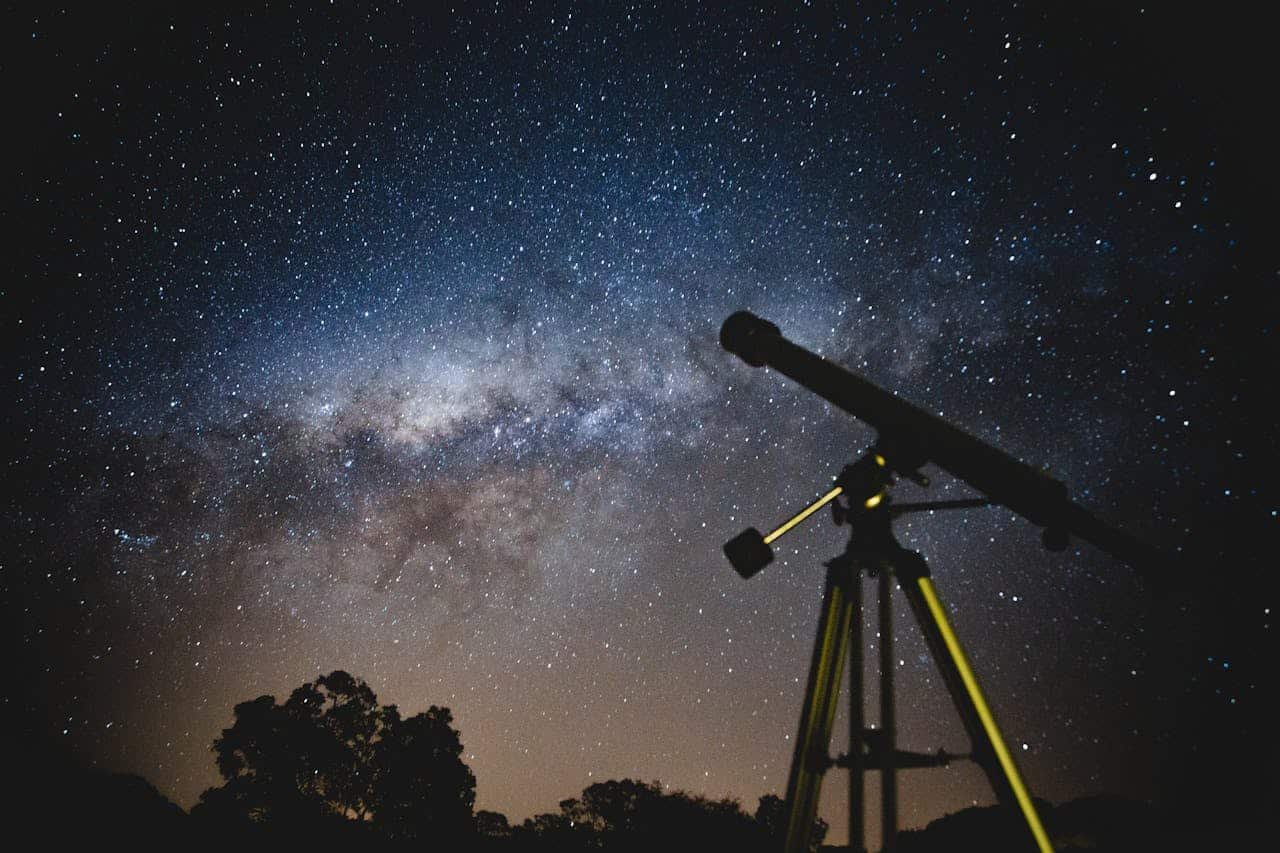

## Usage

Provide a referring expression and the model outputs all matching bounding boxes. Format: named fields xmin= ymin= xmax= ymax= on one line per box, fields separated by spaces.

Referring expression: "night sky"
xmin=7 ymin=3 xmax=1275 ymax=843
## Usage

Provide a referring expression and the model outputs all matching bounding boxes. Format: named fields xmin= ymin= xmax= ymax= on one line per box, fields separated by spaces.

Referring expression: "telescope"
xmin=720 ymin=310 xmax=1161 ymax=578
xmin=717 ymin=312 xmax=1168 ymax=853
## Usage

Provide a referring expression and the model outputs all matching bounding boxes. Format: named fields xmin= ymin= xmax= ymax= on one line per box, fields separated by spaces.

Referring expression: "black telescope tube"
xmin=721 ymin=311 xmax=1160 ymax=575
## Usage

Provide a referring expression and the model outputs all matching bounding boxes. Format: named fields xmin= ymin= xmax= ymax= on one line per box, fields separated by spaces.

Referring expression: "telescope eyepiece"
xmin=720 ymin=311 xmax=781 ymax=367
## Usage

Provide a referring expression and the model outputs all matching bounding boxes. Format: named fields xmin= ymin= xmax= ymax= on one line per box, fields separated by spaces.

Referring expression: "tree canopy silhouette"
xmin=192 ymin=670 xmax=474 ymax=841
xmin=374 ymin=703 xmax=476 ymax=839
xmin=511 ymin=778 xmax=827 ymax=853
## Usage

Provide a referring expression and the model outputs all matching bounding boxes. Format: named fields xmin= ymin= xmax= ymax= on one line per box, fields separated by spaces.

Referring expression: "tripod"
xmin=726 ymin=452 xmax=1054 ymax=853
xmin=717 ymin=312 xmax=1163 ymax=852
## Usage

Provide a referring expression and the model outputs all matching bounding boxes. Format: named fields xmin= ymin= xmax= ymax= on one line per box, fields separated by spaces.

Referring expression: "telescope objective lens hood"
xmin=720 ymin=311 xmax=780 ymax=367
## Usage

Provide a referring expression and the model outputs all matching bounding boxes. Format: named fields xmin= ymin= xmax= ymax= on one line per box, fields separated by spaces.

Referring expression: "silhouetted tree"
xmin=193 ymin=670 xmax=474 ymax=843
xmin=755 ymin=793 xmax=828 ymax=852
xmin=372 ymin=704 xmax=476 ymax=840
xmin=475 ymin=809 xmax=512 ymax=838
xmin=194 ymin=672 xmax=384 ymax=823
xmin=194 ymin=691 xmax=336 ymax=825
xmin=517 ymin=778 xmax=807 ymax=852
xmin=755 ymin=793 xmax=785 ymax=837
xmin=311 ymin=670 xmax=386 ymax=819
xmin=513 ymin=806 xmax=594 ymax=853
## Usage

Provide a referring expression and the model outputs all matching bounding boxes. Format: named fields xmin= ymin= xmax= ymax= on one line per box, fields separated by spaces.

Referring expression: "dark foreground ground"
xmin=19 ymin=757 xmax=1267 ymax=852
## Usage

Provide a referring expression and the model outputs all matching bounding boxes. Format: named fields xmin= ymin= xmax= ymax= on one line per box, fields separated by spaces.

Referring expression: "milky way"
xmin=9 ymin=3 xmax=1273 ymax=842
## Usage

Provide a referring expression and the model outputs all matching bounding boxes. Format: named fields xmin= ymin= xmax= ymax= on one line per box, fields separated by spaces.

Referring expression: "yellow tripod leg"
xmin=783 ymin=565 xmax=855 ymax=853
xmin=910 ymin=576 xmax=1054 ymax=853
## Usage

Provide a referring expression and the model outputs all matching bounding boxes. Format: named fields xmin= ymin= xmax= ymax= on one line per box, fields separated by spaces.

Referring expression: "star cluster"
xmin=8 ymin=3 xmax=1273 ymax=843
